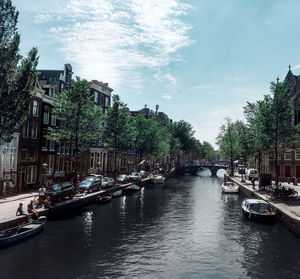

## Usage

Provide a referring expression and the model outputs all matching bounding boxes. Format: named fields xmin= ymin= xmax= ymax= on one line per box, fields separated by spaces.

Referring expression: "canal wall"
xmin=0 ymin=177 xmax=156 ymax=231
xmin=226 ymin=174 xmax=300 ymax=238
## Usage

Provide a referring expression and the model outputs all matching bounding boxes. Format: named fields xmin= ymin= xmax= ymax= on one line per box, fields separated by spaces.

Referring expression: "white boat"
xmin=151 ymin=175 xmax=166 ymax=184
xmin=221 ymin=182 xmax=239 ymax=193
xmin=241 ymin=199 xmax=276 ymax=223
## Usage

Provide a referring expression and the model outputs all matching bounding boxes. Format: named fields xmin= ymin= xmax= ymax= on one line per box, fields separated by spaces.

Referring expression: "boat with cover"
xmin=0 ymin=217 xmax=46 ymax=248
xmin=150 ymin=174 xmax=166 ymax=184
xmin=97 ymin=194 xmax=112 ymax=203
xmin=221 ymin=181 xmax=239 ymax=193
xmin=124 ymin=184 xmax=141 ymax=194
xmin=112 ymin=189 xmax=122 ymax=198
xmin=241 ymin=199 xmax=276 ymax=223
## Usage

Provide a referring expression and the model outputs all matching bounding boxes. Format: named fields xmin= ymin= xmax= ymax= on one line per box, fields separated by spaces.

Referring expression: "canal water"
xmin=2 ymin=172 xmax=300 ymax=279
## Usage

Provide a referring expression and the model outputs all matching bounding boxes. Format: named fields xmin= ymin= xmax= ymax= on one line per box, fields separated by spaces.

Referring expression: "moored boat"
xmin=124 ymin=184 xmax=141 ymax=194
xmin=0 ymin=217 xmax=46 ymax=248
xmin=241 ymin=199 xmax=276 ymax=223
xmin=96 ymin=194 xmax=112 ymax=203
xmin=222 ymin=182 xmax=239 ymax=193
xmin=112 ymin=190 xmax=122 ymax=198
xmin=150 ymin=175 xmax=166 ymax=184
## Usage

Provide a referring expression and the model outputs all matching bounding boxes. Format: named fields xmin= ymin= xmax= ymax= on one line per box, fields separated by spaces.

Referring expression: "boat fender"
xmin=38 ymin=216 xmax=47 ymax=222
xmin=249 ymin=212 xmax=251 ymax=220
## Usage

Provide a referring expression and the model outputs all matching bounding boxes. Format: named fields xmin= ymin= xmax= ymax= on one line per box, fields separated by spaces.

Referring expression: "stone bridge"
xmin=176 ymin=164 xmax=228 ymax=176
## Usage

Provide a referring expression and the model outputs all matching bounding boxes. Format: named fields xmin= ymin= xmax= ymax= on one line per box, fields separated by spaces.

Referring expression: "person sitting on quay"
xmin=27 ymin=200 xmax=39 ymax=219
xmin=38 ymin=184 xmax=47 ymax=207
xmin=44 ymin=196 xmax=55 ymax=209
xmin=16 ymin=202 xmax=26 ymax=216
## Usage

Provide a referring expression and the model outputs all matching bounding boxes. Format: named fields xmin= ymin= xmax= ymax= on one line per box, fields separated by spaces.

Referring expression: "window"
xmin=296 ymin=149 xmax=300 ymax=161
xmin=90 ymin=152 xmax=95 ymax=169
xmin=22 ymin=121 xmax=29 ymax=138
xmin=284 ymin=150 xmax=292 ymax=160
xmin=3 ymin=139 xmax=17 ymax=169
xmin=94 ymin=91 xmax=98 ymax=103
xmin=31 ymin=122 xmax=38 ymax=139
xmin=50 ymin=114 xmax=56 ymax=126
xmin=20 ymin=148 xmax=36 ymax=162
xmin=42 ymin=128 xmax=48 ymax=151
xmin=105 ymin=96 xmax=109 ymax=106
xmin=32 ymin=100 xmax=39 ymax=116
xmin=48 ymin=155 xmax=55 ymax=174
xmin=49 ymin=140 xmax=55 ymax=151
xmin=43 ymin=106 xmax=50 ymax=124
xmin=27 ymin=166 xmax=37 ymax=183
xmin=49 ymin=88 xmax=55 ymax=98
xmin=295 ymin=98 xmax=300 ymax=126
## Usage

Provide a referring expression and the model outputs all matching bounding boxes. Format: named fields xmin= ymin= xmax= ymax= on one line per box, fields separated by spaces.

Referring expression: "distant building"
xmin=0 ymin=133 xmax=20 ymax=191
xmin=86 ymin=80 xmax=113 ymax=175
xmin=17 ymin=87 xmax=44 ymax=191
xmin=131 ymin=104 xmax=172 ymax=125
xmin=37 ymin=64 xmax=73 ymax=185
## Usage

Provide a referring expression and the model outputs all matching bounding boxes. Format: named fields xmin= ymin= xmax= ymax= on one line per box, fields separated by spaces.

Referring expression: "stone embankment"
xmin=227 ymin=173 xmax=300 ymax=237
xmin=0 ymin=169 xmax=178 ymax=231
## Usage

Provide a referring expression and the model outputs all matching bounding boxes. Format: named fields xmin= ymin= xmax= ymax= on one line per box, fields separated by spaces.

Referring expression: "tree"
xmin=261 ymin=81 xmax=298 ymax=186
xmin=216 ymin=117 xmax=240 ymax=176
xmin=47 ymin=77 xmax=103 ymax=173
xmin=170 ymin=120 xmax=194 ymax=165
xmin=201 ymin=141 xmax=216 ymax=161
xmin=101 ymin=95 xmax=136 ymax=174
xmin=133 ymin=114 xmax=170 ymax=161
xmin=0 ymin=0 xmax=38 ymax=142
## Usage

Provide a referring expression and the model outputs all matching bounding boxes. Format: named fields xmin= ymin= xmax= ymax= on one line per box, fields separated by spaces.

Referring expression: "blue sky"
xmin=13 ymin=0 xmax=300 ymax=148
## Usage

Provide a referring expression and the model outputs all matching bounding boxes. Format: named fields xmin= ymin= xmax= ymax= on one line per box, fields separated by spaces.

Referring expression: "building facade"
xmin=261 ymin=66 xmax=300 ymax=182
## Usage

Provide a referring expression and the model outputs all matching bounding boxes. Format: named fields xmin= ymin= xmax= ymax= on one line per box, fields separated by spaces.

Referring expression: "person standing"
xmin=38 ymin=184 xmax=47 ymax=205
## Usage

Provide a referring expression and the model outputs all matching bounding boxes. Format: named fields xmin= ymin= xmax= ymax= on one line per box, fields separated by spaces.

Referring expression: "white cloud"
xmin=154 ymin=71 xmax=177 ymax=85
xmin=291 ymin=64 xmax=300 ymax=71
xmin=162 ymin=95 xmax=172 ymax=99
xmin=35 ymin=0 xmax=192 ymax=89
xmin=189 ymin=84 xmax=214 ymax=90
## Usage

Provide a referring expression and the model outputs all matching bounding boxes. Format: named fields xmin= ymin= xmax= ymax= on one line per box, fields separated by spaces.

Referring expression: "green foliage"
xmin=0 ymin=0 xmax=38 ymax=142
xmin=101 ymin=95 xmax=136 ymax=170
xmin=47 ymin=77 xmax=102 ymax=157
xmin=171 ymin=120 xmax=194 ymax=153
xmin=133 ymin=114 xmax=170 ymax=159
xmin=216 ymin=117 xmax=240 ymax=175
xmin=202 ymin=141 xmax=216 ymax=161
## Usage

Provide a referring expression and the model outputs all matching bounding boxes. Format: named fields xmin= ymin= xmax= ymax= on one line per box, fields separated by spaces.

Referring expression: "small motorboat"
xmin=241 ymin=199 xmax=276 ymax=223
xmin=0 ymin=217 xmax=46 ymax=248
xmin=222 ymin=181 xmax=239 ymax=193
xmin=112 ymin=190 xmax=122 ymax=198
xmin=96 ymin=194 xmax=112 ymax=204
xmin=124 ymin=184 xmax=141 ymax=194
xmin=150 ymin=175 xmax=166 ymax=184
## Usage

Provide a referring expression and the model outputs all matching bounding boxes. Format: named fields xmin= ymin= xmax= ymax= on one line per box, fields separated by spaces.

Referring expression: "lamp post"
xmin=42 ymin=162 xmax=48 ymax=185
xmin=97 ymin=161 xmax=101 ymax=175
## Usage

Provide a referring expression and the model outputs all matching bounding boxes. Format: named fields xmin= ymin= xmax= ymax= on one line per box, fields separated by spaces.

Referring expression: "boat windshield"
xmin=250 ymin=203 xmax=271 ymax=212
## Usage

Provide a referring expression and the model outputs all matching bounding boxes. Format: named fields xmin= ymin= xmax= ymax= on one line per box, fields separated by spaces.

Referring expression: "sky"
xmin=12 ymin=0 xmax=300 ymax=148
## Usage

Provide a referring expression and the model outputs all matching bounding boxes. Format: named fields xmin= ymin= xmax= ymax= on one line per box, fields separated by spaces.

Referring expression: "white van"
xmin=245 ymin=169 xmax=259 ymax=181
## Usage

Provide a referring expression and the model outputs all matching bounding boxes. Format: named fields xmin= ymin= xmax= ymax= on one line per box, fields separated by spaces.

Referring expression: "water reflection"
xmin=2 ymin=176 xmax=300 ymax=279
xmin=82 ymin=210 xmax=94 ymax=247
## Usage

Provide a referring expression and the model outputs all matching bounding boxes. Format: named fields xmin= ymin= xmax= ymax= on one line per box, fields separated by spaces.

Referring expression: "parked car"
xmin=129 ymin=172 xmax=141 ymax=182
xmin=116 ymin=174 xmax=130 ymax=184
xmin=101 ymin=177 xmax=115 ymax=189
xmin=78 ymin=176 xmax=102 ymax=193
xmin=238 ymin=166 xmax=246 ymax=174
xmin=47 ymin=182 xmax=75 ymax=202
xmin=245 ymin=169 xmax=259 ymax=181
